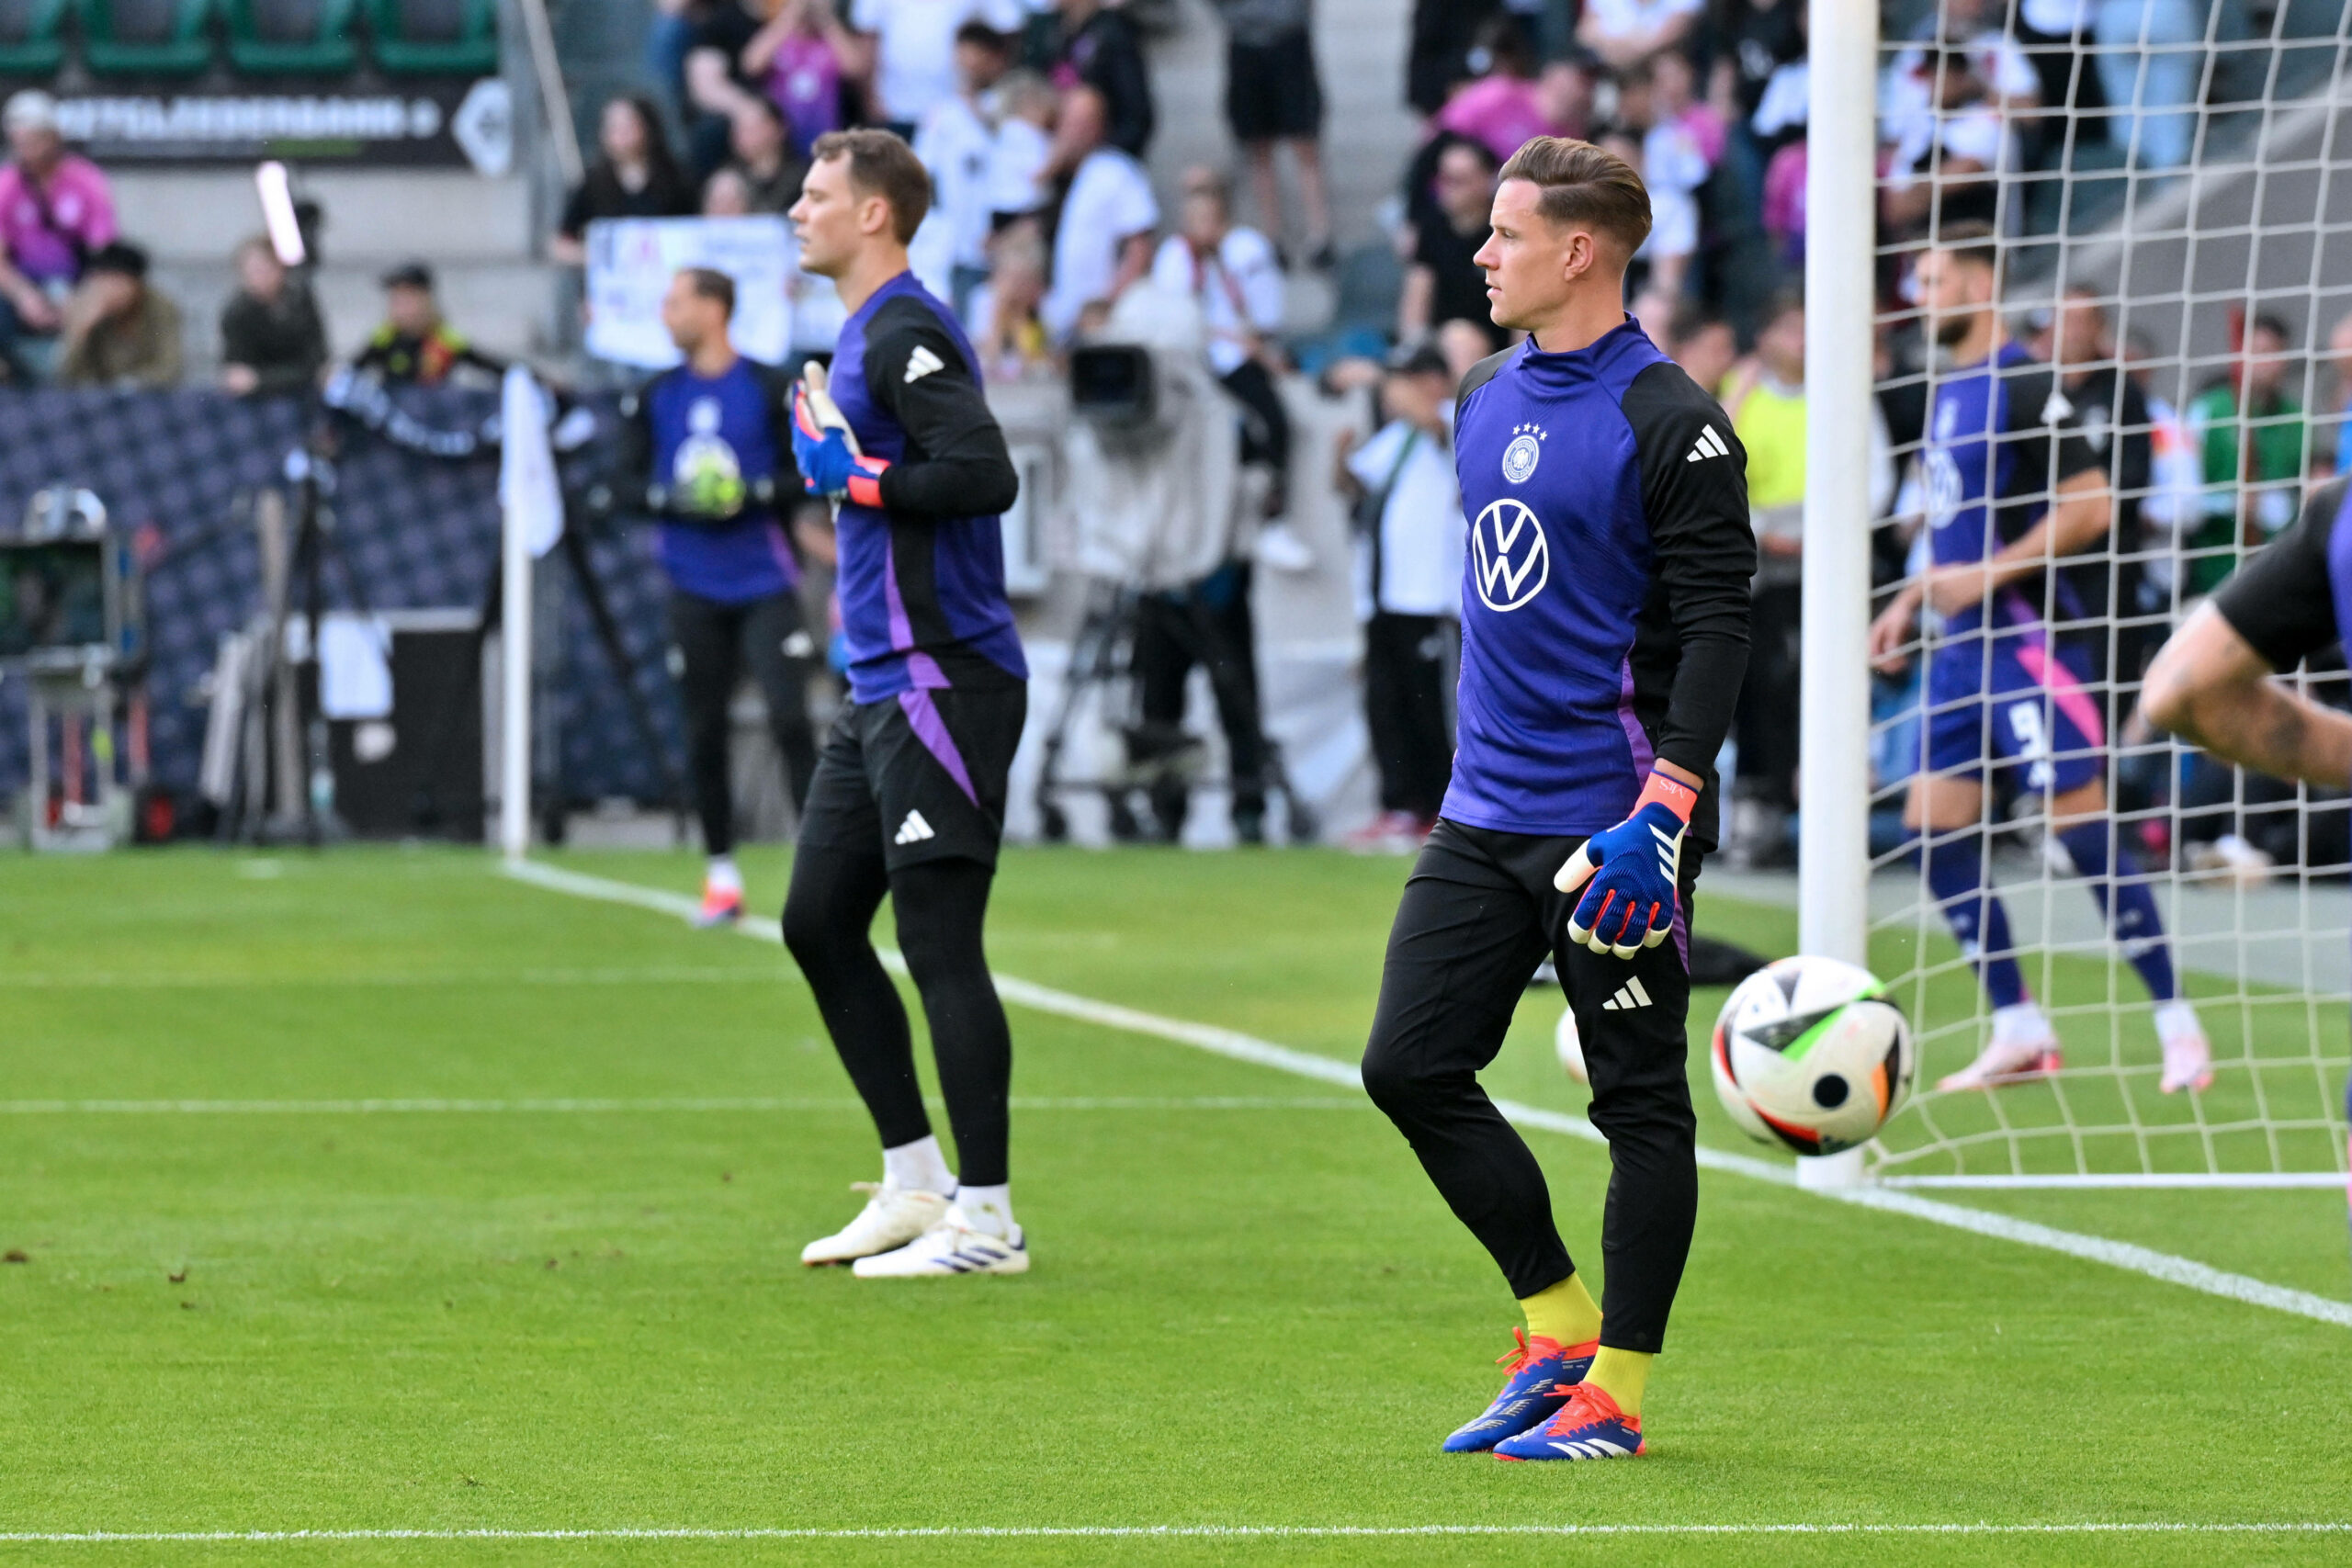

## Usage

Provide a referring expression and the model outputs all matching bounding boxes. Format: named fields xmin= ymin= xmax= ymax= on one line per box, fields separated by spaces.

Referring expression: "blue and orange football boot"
xmin=1441 ymin=1328 xmax=1597 ymax=1453
xmin=1492 ymin=1378 xmax=1645 ymax=1461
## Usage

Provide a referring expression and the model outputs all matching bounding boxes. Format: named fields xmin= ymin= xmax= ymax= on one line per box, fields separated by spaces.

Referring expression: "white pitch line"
xmin=3 ymin=967 xmax=777 ymax=989
xmin=501 ymin=861 xmax=2352 ymax=1330
xmin=3 ymin=1522 xmax=2348 ymax=1543
xmin=0 ymin=1096 xmax=1369 ymax=1116
xmin=1884 ymin=1173 xmax=2350 ymax=1190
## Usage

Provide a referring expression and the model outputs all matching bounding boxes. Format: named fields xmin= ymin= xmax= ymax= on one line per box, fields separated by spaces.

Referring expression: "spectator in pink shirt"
xmin=0 ymin=90 xmax=117 ymax=381
xmin=1434 ymin=50 xmax=1591 ymax=165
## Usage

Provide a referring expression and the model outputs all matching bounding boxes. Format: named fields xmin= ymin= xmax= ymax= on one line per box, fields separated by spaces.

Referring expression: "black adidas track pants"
xmin=1361 ymin=818 xmax=1702 ymax=1354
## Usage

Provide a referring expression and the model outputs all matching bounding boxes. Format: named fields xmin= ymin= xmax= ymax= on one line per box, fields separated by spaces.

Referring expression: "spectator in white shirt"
xmin=1577 ymin=0 xmax=1703 ymax=73
xmin=910 ymin=20 xmax=1016 ymax=313
xmin=986 ymin=69 xmax=1057 ymax=224
xmin=1041 ymin=85 xmax=1158 ymax=343
xmin=1337 ymin=344 xmax=1464 ymax=848
xmin=851 ymin=0 xmax=1024 ymax=132
xmin=1150 ymin=167 xmax=1295 ymax=517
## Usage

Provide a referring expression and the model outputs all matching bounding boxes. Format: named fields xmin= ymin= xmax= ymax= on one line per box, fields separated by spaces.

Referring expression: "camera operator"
xmin=618 ymin=266 xmax=821 ymax=925
xmin=1067 ymin=285 xmax=1272 ymax=843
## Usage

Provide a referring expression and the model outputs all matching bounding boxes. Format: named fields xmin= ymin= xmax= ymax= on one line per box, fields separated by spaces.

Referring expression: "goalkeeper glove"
xmin=791 ymin=384 xmax=888 ymax=507
xmin=1555 ymin=770 xmax=1696 ymax=959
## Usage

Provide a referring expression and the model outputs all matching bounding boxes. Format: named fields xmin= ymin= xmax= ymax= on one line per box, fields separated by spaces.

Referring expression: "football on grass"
xmin=1711 ymin=956 xmax=1914 ymax=1156
xmin=1555 ymin=1006 xmax=1587 ymax=1084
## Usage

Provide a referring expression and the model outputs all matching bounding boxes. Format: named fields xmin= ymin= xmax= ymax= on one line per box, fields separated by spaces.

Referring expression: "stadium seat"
xmin=225 ymin=0 xmax=356 ymax=73
xmin=0 ymin=0 xmax=70 ymax=74
xmin=365 ymin=0 xmax=495 ymax=74
xmin=79 ymin=0 xmax=215 ymax=74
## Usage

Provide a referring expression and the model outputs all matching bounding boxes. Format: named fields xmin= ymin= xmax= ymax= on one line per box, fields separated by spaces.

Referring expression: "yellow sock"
xmin=1583 ymin=1348 xmax=1653 ymax=1417
xmin=1516 ymin=1273 xmax=1602 ymax=1346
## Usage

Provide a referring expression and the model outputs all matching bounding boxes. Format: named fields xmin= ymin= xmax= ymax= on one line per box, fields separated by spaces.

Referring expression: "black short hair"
xmin=86 ymin=241 xmax=148 ymax=281
xmin=680 ymin=265 xmax=735 ymax=319
xmin=1931 ymin=220 xmax=2002 ymax=279
xmin=2250 ymin=312 xmax=2293 ymax=344
xmin=954 ymin=19 xmax=1011 ymax=51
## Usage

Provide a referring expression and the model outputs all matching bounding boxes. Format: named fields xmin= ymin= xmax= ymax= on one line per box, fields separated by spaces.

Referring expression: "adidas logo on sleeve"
xmin=894 ymin=810 xmax=936 ymax=846
xmin=1684 ymin=425 xmax=1730 ymax=463
xmin=1600 ymin=977 xmax=1654 ymax=1011
xmin=903 ymin=345 xmax=945 ymax=383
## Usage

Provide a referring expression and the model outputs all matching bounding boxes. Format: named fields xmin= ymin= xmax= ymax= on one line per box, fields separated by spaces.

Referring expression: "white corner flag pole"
xmin=497 ymin=367 xmax=563 ymax=862
xmin=498 ymin=444 xmax=532 ymax=862
xmin=1797 ymin=0 xmax=1880 ymax=1189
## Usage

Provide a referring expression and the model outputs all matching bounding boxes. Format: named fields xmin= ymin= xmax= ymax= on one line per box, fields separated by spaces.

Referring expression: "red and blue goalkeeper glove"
xmin=1555 ymin=770 xmax=1695 ymax=959
xmin=791 ymin=383 xmax=889 ymax=507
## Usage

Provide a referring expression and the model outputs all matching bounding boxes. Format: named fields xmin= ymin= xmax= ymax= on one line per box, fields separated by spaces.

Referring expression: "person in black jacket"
xmin=219 ymin=236 xmax=327 ymax=398
xmin=1049 ymin=0 xmax=1153 ymax=157
xmin=551 ymin=96 xmax=698 ymax=266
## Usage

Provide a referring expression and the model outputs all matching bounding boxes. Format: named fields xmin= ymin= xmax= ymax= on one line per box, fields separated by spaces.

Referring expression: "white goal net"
xmin=1846 ymin=0 xmax=2352 ymax=1185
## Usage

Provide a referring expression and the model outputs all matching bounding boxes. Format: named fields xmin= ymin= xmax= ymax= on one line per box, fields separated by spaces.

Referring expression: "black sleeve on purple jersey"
xmin=1621 ymin=360 xmax=1756 ymax=780
xmin=2213 ymin=476 xmax=2346 ymax=671
xmin=2001 ymin=364 xmax=2103 ymax=488
xmin=861 ymin=296 xmax=1019 ymax=521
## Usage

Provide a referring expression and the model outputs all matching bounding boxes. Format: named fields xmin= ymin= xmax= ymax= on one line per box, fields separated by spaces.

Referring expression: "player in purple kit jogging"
xmin=1867 ymin=226 xmax=2209 ymax=1096
xmin=779 ymin=130 xmax=1032 ymax=1278
xmin=1359 ymin=137 xmax=1754 ymax=1461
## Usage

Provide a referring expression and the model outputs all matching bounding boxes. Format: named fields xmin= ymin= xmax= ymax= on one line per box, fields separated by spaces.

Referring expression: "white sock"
xmin=706 ymin=855 xmax=742 ymax=895
xmin=956 ymin=1183 xmax=1014 ymax=1238
xmin=1991 ymin=1000 xmax=2052 ymax=1048
xmin=881 ymin=1135 xmax=955 ymax=1197
xmin=2154 ymin=998 xmax=2203 ymax=1046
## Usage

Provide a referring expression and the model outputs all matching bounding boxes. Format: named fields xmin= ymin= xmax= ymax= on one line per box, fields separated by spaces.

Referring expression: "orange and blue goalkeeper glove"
xmin=1555 ymin=770 xmax=1694 ymax=959
xmin=791 ymin=383 xmax=888 ymax=507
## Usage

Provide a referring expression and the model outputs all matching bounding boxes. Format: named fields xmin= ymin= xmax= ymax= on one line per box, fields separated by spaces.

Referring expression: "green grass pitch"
xmin=0 ymin=846 xmax=2347 ymax=1566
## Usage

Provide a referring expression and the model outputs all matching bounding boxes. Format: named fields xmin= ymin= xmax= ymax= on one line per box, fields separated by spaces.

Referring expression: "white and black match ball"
xmin=1555 ymin=1006 xmax=1587 ymax=1085
xmin=1710 ymin=956 xmax=1913 ymax=1156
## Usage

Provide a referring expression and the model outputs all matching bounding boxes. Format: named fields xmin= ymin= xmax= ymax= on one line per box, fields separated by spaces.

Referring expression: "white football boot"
xmin=850 ymin=1204 xmax=1029 ymax=1278
xmin=799 ymin=1181 xmax=951 ymax=1266
xmin=1939 ymin=1004 xmax=2064 ymax=1092
xmin=2154 ymin=999 xmax=2215 ymax=1094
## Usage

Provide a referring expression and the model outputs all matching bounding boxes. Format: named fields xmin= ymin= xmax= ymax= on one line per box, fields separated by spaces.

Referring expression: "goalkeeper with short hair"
xmin=781 ymin=130 xmax=1031 ymax=1278
xmin=617 ymin=266 xmax=820 ymax=928
xmin=1360 ymin=136 xmax=1753 ymax=1462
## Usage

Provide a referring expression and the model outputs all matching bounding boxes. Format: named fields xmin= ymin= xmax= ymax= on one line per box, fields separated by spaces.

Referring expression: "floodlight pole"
xmin=1797 ymin=0 xmax=1879 ymax=1189
xmin=498 ymin=464 xmax=532 ymax=862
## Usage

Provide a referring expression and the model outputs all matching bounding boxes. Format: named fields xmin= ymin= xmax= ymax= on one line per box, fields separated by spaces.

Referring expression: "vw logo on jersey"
xmin=1501 ymin=424 xmax=1544 ymax=484
xmin=1923 ymin=447 xmax=1962 ymax=530
xmin=1471 ymin=498 xmax=1550 ymax=611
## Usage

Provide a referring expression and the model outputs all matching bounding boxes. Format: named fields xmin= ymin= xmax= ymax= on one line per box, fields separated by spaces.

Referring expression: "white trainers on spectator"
xmin=2154 ymin=999 xmax=2215 ymax=1094
xmin=1255 ymin=521 xmax=1315 ymax=573
xmin=1342 ymin=810 xmax=1430 ymax=855
xmin=799 ymin=1181 xmax=950 ymax=1266
xmin=2189 ymin=832 xmax=2274 ymax=888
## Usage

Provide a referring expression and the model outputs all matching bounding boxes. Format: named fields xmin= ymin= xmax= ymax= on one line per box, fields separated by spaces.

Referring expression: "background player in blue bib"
xmin=2143 ymin=476 xmax=2352 ymax=1256
xmin=618 ymin=268 xmax=820 ymax=930
xmin=780 ymin=130 xmax=1032 ymax=1279
xmin=1867 ymin=227 xmax=2210 ymax=1096
xmin=1358 ymin=136 xmax=1754 ymax=1462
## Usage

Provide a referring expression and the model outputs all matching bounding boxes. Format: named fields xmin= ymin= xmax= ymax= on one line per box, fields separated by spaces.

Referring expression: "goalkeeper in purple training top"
xmin=1359 ymin=137 xmax=1753 ymax=1462
xmin=779 ymin=130 xmax=1030 ymax=1280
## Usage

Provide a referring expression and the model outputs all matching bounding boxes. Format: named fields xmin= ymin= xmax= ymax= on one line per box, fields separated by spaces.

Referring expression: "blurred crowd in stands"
xmin=1 ymin=0 xmax=2344 ymax=863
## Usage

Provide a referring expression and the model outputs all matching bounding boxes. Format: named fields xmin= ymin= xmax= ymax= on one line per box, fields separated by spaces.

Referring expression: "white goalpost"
xmin=1812 ymin=1 xmax=2352 ymax=1187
